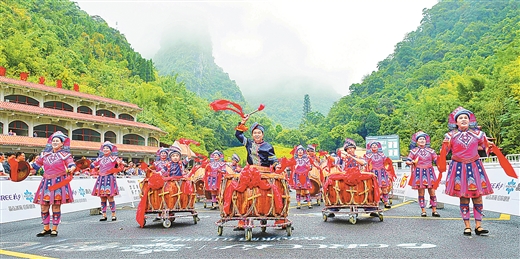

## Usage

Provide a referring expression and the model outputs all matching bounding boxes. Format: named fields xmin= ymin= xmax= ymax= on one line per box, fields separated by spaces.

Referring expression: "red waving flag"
xmin=209 ymin=99 xmax=245 ymax=118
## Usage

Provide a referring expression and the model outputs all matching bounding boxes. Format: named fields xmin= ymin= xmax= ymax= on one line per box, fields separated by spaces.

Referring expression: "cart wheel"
xmin=163 ymin=219 xmax=172 ymax=228
xmin=193 ymin=216 xmax=198 ymax=224
xmin=217 ymin=226 xmax=223 ymax=236
xmin=379 ymin=214 xmax=384 ymax=222
xmin=203 ymin=203 xmax=207 ymax=208
xmin=245 ymin=228 xmax=253 ymax=241
xmin=322 ymin=214 xmax=328 ymax=222
xmin=286 ymin=225 xmax=292 ymax=236
xmin=349 ymin=215 xmax=357 ymax=225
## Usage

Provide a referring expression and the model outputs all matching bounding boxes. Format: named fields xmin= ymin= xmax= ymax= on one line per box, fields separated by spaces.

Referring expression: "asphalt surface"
xmin=0 ymin=192 xmax=519 ymax=259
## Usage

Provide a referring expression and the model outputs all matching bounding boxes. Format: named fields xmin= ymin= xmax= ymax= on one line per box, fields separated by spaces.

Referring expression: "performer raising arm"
xmin=33 ymin=131 xmax=76 ymax=237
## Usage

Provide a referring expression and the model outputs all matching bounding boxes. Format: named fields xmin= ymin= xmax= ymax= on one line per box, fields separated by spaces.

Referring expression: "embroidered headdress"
xmin=448 ymin=106 xmax=478 ymax=130
xmin=410 ymin=131 xmax=430 ymax=149
xmin=43 ymin=131 xmax=70 ymax=153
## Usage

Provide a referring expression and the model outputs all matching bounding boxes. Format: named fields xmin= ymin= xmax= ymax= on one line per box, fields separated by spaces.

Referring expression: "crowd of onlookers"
xmin=0 ymin=151 xmax=145 ymax=179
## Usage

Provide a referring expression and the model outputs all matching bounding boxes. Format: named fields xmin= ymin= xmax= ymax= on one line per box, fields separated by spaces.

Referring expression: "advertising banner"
xmin=0 ymin=176 xmax=143 ymax=223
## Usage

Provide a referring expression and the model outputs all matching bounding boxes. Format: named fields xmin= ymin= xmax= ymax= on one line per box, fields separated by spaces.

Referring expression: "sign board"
xmin=366 ymin=134 xmax=400 ymax=160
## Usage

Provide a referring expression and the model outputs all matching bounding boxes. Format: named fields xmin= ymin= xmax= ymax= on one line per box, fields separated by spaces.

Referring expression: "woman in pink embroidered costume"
xmin=154 ymin=147 xmax=171 ymax=176
xmin=405 ymin=131 xmax=440 ymax=217
xmin=442 ymin=107 xmax=493 ymax=236
xmin=337 ymin=139 xmax=366 ymax=171
xmin=205 ymin=150 xmax=227 ymax=209
xmin=91 ymin=141 xmax=124 ymax=221
xmin=290 ymin=145 xmax=313 ymax=209
xmin=327 ymin=138 xmax=368 ymax=218
xmin=364 ymin=141 xmax=393 ymax=208
xmin=33 ymin=131 xmax=76 ymax=237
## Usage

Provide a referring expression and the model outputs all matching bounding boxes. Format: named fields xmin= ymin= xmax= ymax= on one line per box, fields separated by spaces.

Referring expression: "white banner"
xmin=0 ymin=176 xmax=143 ymax=224
xmin=392 ymin=163 xmax=520 ymax=216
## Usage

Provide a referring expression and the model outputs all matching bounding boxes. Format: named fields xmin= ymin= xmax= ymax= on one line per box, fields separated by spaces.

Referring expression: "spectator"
xmin=0 ymin=152 xmax=6 ymax=176
xmin=2 ymin=152 xmax=15 ymax=175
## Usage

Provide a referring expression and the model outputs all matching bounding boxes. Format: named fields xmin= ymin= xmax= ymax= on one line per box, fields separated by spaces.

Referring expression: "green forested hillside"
xmin=2 ymin=0 xmax=519 ymax=158
xmin=0 ymin=0 xmax=249 ymax=154
xmin=314 ymin=0 xmax=520 ymax=154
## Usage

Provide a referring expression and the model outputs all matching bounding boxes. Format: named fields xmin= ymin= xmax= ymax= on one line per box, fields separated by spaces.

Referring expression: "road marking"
xmin=383 ymin=214 xmax=511 ymax=220
xmin=0 ymin=249 xmax=56 ymax=259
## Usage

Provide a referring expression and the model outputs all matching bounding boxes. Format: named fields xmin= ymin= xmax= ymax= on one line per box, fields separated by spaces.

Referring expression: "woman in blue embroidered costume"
xmin=405 ymin=132 xmax=440 ymax=217
xmin=441 ymin=107 xmax=493 ymax=236
xmin=33 ymin=131 xmax=76 ymax=237
xmin=205 ymin=150 xmax=227 ymax=209
xmin=235 ymin=114 xmax=280 ymax=229
xmin=235 ymin=115 xmax=278 ymax=170
xmin=166 ymin=145 xmax=190 ymax=177
xmin=91 ymin=141 xmax=124 ymax=221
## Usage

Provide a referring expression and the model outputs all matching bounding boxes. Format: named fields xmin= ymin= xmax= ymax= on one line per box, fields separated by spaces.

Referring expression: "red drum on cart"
xmin=219 ymin=172 xmax=290 ymax=218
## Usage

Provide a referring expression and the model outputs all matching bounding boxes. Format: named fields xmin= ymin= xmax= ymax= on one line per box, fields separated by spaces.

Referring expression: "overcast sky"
xmin=75 ymin=0 xmax=437 ymax=97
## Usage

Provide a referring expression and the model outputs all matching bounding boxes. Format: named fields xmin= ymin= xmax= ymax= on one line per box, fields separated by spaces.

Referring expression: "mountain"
xmin=243 ymin=77 xmax=341 ymax=129
xmin=153 ymin=24 xmax=246 ymax=105
xmin=320 ymin=0 xmax=520 ymax=154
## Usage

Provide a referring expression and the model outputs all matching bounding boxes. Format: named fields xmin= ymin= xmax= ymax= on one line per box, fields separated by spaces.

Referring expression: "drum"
xmin=162 ymin=179 xmax=196 ymax=210
xmin=308 ymin=167 xmax=322 ymax=196
xmin=323 ymin=174 xmax=378 ymax=206
xmin=141 ymin=177 xmax=196 ymax=211
xmin=191 ymin=167 xmax=206 ymax=196
xmin=219 ymin=172 xmax=290 ymax=218
xmin=140 ymin=177 xmax=164 ymax=211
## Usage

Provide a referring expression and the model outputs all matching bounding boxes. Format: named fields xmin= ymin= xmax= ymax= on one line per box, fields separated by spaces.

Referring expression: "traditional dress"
xmin=235 ymin=122 xmax=278 ymax=170
xmin=91 ymin=142 xmax=121 ymax=197
xmin=165 ymin=146 xmax=189 ymax=177
xmin=407 ymin=132 xmax=438 ymax=189
xmin=229 ymin=153 xmax=242 ymax=173
xmin=33 ymin=131 xmax=75 ymax=231
xmin=205 ymin=150 xmax=227 ymax=207
xmin=442 ymin=107 xmax=494 ymax=227
xmin=365 ymin=141 xmax=393 ymax=206
xmin=205 ymin=151 xmax=227 ymax=191
xmin=291 ymin=146 xmax=312 ymax=190
xmin=154 ymin=147 xmax=171 ymax=176
xmin=444 ymin=113 xmax=493 ymax=198
xmin=406 ymin=131 xmax=439 ymax=213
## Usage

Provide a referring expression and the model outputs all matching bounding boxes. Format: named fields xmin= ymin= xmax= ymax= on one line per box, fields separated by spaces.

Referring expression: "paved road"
xmin=1 ymin=193 xmax=518 ymax=259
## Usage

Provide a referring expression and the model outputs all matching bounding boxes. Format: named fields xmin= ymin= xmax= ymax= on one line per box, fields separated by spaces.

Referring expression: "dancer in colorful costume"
xmin=205 ymin=150 xmax=227 ymax=209
xmin=229 ymin=153 xmax=242 ymax=173
xmin=405 ymin=131 xmax=440 ymax=217
xmin=33 ymin=131 xmax=76 ymax=237
xmin=337 ymin=139 xmax=366 ymax=171
xmin=441 ymin=107 xmax=493 ymax=236
xmin=154 ymin=147 xmax=171 ymax=176
xmin=166 ymin=145 xmax=190 ymax=177
xmin=327 ymin=138 xmax=367 ymax=217
xmin=235 ymin=116 xmax=278 ymax=169
xmin=91 ymin=141 xmax=124 ymax=221
xmin=235 ymin=114 xmax=279 ymax=229
xmin=364 ymin=141 xmax=395 ymax=208
xmin=290 ymin=145 xmax=313 ymax=209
